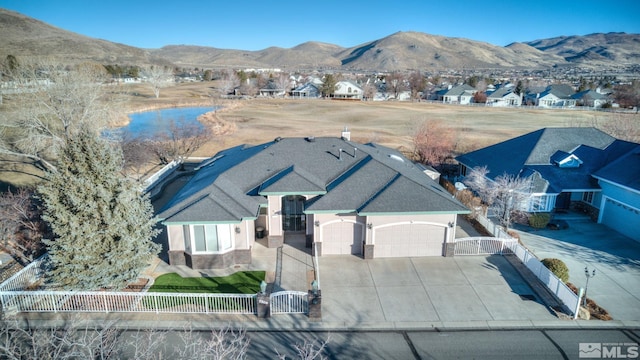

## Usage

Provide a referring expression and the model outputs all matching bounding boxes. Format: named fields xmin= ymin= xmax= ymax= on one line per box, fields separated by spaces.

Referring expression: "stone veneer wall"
xmin=169 ymin=249 xmax=252 ymax=269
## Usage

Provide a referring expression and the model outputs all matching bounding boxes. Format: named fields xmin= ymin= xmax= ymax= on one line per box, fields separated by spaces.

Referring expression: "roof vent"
xmin=341 ymin=126 xmax=351 ymax=141
xmin=388 ymin=154 xmax=405 ymax=163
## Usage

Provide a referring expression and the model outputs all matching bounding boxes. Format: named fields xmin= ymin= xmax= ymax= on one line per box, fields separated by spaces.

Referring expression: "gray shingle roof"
xmin=593 ymin=147 xmax=640 ymax=191
xmin=456 ymin=127 xmax=639 ymax=194
xmin=160 ymin=137 xmax=469 ymax=223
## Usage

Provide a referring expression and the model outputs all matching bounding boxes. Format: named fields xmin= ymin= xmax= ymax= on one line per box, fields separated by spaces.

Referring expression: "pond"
xmin=115 ymin=106 xmax=215 ymax=139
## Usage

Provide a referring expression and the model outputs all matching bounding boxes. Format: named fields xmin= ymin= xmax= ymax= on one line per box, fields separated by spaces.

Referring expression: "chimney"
xmin=341 ymin=126 xmax=351 ymax=141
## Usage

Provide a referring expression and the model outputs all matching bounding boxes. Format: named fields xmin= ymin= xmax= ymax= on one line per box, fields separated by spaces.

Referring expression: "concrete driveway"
xmin=516 ymin=221 xmax=640 ymax=321
xmin=317 ymin=255 xmax=557 ymax=327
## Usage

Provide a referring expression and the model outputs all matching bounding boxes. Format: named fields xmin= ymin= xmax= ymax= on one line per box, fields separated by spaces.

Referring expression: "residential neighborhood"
xmin=1 ymin=5 xmax=639 ymax=358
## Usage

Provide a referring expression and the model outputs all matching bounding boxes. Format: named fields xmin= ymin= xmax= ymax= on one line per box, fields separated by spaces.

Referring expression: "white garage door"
xmin=321 ymin=222 xmax=363 ymax=255
xmin=374 ymin=223 xmax=445 ymax=258
xmin=601 ymin=198 xmax=640 ymax=241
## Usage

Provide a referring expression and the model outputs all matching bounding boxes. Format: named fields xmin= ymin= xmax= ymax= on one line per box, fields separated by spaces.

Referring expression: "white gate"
xmin=454 ymin=237 xmax=517 ymax=255
xmin=270 ymin=291 xmax=308 ymax=315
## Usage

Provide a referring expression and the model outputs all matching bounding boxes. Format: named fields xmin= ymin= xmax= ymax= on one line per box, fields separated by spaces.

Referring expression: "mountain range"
xmin=1 ymin=8 xmax=639 ymax=72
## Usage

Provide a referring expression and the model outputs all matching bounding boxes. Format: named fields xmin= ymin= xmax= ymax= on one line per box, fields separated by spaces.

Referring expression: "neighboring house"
xmin=291 ymin=83 xmax=320 ymax=98
xmin=486 ymin=87 xmax=522 ymax=107
xmin=571 ymin=89 xmax=609 ymax=108
xmin=159 ymin=130 xmax=469 ymax=269
xmin=456 ymin=127 xmax=640 ymax=241
xmin=439 ymin=84 xmax=477 ymax=104
xmin=592 ymin=148 xmax=640 ymax=241
xmin=527 ymin=84 xmax=576 ymax=108
xmin=333 ymin=81 xmax=363 ymax=100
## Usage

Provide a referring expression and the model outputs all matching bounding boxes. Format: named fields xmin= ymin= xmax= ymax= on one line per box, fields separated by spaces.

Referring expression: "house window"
xmin=184 ymin=224 xmax=232 ymax=254
xmin=582 ymin=192 xmax=594 ymax=204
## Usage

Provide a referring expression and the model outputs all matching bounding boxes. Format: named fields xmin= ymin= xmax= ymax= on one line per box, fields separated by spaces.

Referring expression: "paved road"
xmin=243 ymin=328 xmax=640 ymax=359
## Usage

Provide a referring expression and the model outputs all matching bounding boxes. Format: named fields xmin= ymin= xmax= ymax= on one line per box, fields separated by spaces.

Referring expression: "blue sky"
xmin=2 ymin=0 xmax=639 ymax=50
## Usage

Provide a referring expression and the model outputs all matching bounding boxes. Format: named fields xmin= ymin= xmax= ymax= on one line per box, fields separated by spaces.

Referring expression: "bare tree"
xmin=408 ymin=71 xmax=426 ymax=101
xmin=412 ymin=119 xmax=458 ymax=168
xmin=119 ymin=131 xmax=157 ymax=181
xmin=362 ymin=81 xmax=377 ymax=101
xmin=277 ymin=336 xmax=331 ymax=360
xmin=275 ymin=73 xmax=292 ymax=97
xmin=0 ymin=188 xmax=47 ymax=262
xmin=217 ymin=70 xmax=240 ymax=96
xmin=174 ymin=325 xmax=249 ymax=360
xmin=385 ymin=72 xmax=406 ymax=99
xmin=141 ymin=65 xmax=174 ymax=99
xmin=149 ymin=118 xmax=212 ymax=165
xmin=463 ymin=166 xmax=533 ymax=230
xmin=0 ymin=60 xmax=120 ymax=172
xmin=613 ymin=80 xmax=640 ymax=111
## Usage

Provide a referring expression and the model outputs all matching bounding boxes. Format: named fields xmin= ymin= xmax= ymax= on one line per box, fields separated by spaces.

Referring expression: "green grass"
xmin=148 ymin=271 xmax=265 ymax=294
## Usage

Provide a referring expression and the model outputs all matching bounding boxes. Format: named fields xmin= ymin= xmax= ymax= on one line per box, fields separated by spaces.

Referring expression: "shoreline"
xmin=112 ymin=99 xmax=240 ymax=128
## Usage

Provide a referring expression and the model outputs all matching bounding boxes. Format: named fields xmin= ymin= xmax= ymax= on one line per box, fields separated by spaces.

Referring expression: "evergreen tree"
xmin=38 ymin=130 xmax=160 ymax=290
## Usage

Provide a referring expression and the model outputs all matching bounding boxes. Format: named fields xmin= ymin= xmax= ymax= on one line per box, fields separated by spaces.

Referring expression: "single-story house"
xmin=571 ymin=89 xmax=609 ymax=108
xmin=159 ymin=130 xmax=469 ymax=269
xmin=526 ymin=84 xmax=576 ymax=108
xmin=333 ymin=81 xmax=363 ymax=100
xmin=456 ymin=127 xmax=640 ymax=241
xmin=291 ymin=83 xmax=320 ymax=98
xmin=439 ymin=84 xmax=477 ymax=104
xmin=486 ymin=87 xmax=522 ymax=107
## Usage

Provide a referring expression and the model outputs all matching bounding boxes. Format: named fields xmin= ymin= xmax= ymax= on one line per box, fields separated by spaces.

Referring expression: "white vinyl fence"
xmin=0 ymin=255 xmax=46 ymax=292
xmin=504 ymin=242 xmax=581 ymax=317
xmin=141 ymin=159 xmax=182 ymax=193
xmin=1 ymin=290 xmax=256 ymax=314
xmin=467 ymin=213 xmax=581 ymax=316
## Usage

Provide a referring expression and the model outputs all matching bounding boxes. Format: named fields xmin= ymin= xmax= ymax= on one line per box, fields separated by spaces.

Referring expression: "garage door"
xmin=374 ymin=223 xmax=445 ymax=258
xmin=601 ymin=198 xmax=640 ymax=241
xmin=321 ymin=221 xmax=363 ymax=255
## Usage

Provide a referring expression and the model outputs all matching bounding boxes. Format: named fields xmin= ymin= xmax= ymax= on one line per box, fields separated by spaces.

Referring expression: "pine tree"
xmin=37 ymin=130 xmax=161 ymax=290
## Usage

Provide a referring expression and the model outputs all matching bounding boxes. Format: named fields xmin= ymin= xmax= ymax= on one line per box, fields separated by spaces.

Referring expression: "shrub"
xmin=529 ymin=213 xmax=551 ymax=228
xmin=541 ymin=258 xmax=570 ymax=283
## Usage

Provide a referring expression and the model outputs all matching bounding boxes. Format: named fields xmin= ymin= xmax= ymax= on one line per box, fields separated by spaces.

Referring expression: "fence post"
xmin=574 ymin=288 xmax=585 ymax=319
xmin=103 ymin=292 xmax=109 ymax=313
xmin=154 ymin=293 xmax=159 ymax=314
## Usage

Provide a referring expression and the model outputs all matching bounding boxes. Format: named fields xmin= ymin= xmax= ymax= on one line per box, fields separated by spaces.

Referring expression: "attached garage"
xmin=373 ymin=222 xmax=446 ymax=258
xmin=320 ymin=220 xmax=364 ymax=255
xmin=600 ymin=198 xmax=640 ymax=241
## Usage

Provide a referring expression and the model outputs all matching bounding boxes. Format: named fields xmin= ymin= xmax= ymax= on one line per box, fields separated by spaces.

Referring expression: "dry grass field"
xmin=0 ymin=81 xmax=614 ymax=189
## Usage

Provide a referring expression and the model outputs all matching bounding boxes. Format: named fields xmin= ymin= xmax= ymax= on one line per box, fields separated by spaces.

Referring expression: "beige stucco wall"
xmin=267 ymin=195 xmax=283 ymax=236
xmin=167 ymin=224 xmax=185 ymax=251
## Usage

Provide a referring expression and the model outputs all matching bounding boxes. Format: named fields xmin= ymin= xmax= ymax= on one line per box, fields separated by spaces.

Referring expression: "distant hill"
xmin=525 ymin=32 xmax=640 ymax=66
xmin=0 ymin=9 xmax=165 ymax=66
xmin=1 ymin=8 xmax=638 ymax=71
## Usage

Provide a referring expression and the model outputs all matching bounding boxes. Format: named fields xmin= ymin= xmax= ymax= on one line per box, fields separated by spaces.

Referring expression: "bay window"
xmin=183 ymin=224 xmax=233 ymax=254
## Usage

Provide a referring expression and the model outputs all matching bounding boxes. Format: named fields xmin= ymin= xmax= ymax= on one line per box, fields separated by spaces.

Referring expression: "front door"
xmin=282 ymin=195 xmax=306 ymax=232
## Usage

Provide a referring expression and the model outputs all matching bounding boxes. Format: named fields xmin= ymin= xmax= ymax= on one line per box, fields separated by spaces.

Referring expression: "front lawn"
xmin=149 ymin=271 xmax=265 ymax=294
